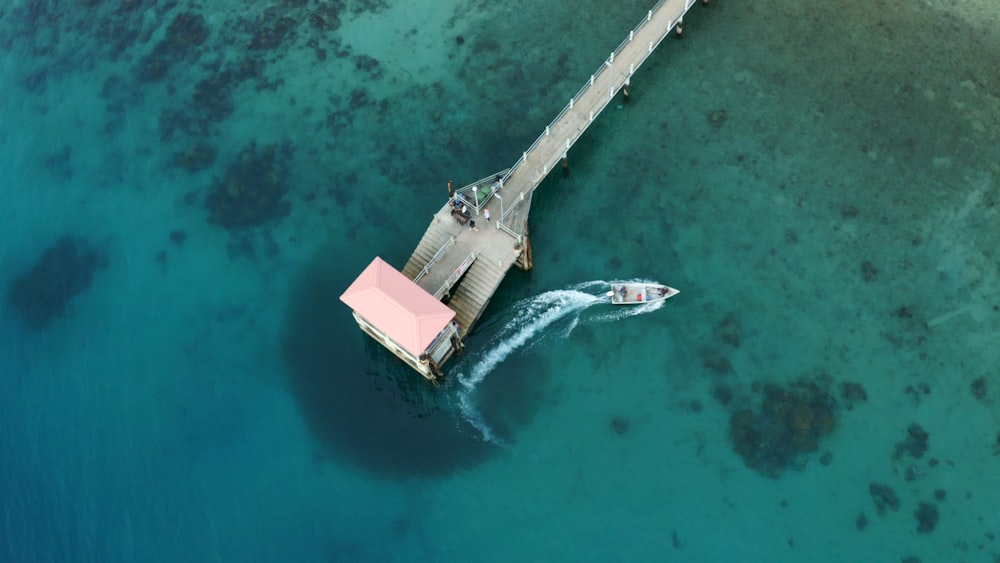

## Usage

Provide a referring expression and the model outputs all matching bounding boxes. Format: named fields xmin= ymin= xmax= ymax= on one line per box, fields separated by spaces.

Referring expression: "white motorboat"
xmin=607 ymin=282 xmax=679 ymax=305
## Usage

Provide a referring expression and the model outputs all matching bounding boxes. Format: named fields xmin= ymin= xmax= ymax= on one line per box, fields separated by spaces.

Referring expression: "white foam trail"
xmin=457 ymin=391 xmax=499 ymax=444
xmin=454 ymin=278 xmax=675 ymax=442
xmin=589 ymin=298 xmax=666 ymax=323
xmin=455 ymin=289 xmax=599 ymax=443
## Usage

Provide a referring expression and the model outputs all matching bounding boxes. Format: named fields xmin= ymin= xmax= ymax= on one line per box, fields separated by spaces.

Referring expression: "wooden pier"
xmin=345 ymin=0 xmax=703 ymax=380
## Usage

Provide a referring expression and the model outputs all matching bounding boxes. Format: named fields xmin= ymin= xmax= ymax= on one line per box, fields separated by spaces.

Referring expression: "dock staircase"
xmin=445 ymin=259 xmax=507 ymax=337
xmin=402 ymin=215 xmax=513 ymax=338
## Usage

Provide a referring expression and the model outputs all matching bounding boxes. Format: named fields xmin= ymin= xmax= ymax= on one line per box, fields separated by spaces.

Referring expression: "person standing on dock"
xmin=484 ymin=208 xmax=491 ymax=222
xmin=468 ymin=220 xmax=479 ymax=232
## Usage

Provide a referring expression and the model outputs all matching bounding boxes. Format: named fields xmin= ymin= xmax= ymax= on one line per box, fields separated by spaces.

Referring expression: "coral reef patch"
xmin=610 ymin=416 xmax=630 ymax=435
xmin=860 ymin=260 xmax=878 ymax=282
xmin=903 ymin=382 xmax=931 ymax=405
xmin=711 ymin=384 xmax=733 ymax=406
xmin=818 ymin=450 xmax=833 ymax=465
xmin=175 ymin=144 xmax=216 ymax=173
xmin=914 ymin=502 xmax=939 ymax=534
xmin=840 ymin=381 xmax=868 ymax=410
xmin=205 ymin=143 xmax=294 ymax=231
xmin=728 ymin=379 xmax=838 ymax=477
xmin=869 ymin=482 xmax=901 ymax=516
xmin=7 ymin=236 xmax=108 ymax=329
xmin=714 ymin=312 xmax=742 ymax=348
xmin=169 ymin=230 xmax=188 ymax=247
xmin=248 ymin=12 xmax=297 ymax=51
xmin=137 ymin=12 xmax=210 ymax=82
xmin=159 ymin=59 xmax=265 ymax=141
xmin=701 ymin=347 xmax=732 ymax=374
xmin=893 ymin=423 xmax=929 ymax=460
xmin=971 ymin=377 xmax=987 ymax=400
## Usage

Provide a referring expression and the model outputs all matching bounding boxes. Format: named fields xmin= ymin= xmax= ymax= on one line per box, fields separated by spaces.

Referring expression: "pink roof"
xmin=340 ymin=257 xmax=455 ymax=357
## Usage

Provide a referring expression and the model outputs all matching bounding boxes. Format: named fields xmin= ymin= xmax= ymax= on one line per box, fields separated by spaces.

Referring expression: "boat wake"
xmin=453 ymin=279 xmax=670 ymax=442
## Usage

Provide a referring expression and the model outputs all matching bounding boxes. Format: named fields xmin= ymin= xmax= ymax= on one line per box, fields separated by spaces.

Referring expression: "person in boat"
xmin=619 ymin=286 xmax=628 ymax=299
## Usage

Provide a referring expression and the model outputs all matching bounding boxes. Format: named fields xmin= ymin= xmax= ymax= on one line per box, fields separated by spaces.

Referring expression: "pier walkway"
xmin=347 ymin=0 xmax=704 ymax=378
xmin=494 ymin=0 xmax=700 ymax=241
xmin=403 ymin=0 xmax=700 ymax=340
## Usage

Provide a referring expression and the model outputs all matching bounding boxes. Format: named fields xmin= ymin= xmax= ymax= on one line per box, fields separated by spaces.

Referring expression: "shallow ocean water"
xmin=1 ymin=1 xmax=998 ymax=561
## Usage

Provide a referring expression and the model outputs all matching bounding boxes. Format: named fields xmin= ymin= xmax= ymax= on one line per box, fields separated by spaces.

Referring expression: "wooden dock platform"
xmin=352 ymin=0 xmax=702 ymax=376
xmin=403 ymin=0 xmax=698 ymax=339
xmin=402 ymin=193 xmax=522 ymax=338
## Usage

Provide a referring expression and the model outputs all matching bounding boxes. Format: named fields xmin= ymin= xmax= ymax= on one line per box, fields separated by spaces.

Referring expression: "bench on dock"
xmin=451 ymin=208 xmax=471 ymax=225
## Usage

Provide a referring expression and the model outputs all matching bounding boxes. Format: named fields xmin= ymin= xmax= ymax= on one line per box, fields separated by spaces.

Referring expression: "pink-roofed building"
xmin=340 ymin=257 xmax=462 ymax=381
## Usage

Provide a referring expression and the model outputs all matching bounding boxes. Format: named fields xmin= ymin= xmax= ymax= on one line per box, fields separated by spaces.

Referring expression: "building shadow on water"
xmin=281 ymin=256 xmax=499 ymax=479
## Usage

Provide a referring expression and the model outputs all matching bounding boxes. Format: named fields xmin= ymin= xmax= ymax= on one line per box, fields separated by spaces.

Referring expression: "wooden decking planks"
xmin=399 ymin=0 xmax=694 ymax=344
xmin=490 ymin=0 xmax=692 ymax=239
xmin=448 ymin=258 xmax=509 ymax=338
xmin=403 ymin=199 xmax=521 ymax=336
xmin=401 ymin=213 xmax=457 ymax=281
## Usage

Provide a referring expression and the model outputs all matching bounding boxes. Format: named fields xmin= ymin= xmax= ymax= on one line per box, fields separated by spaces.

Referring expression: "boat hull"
xmin=608 ymin=283 xmax=679 ymax=305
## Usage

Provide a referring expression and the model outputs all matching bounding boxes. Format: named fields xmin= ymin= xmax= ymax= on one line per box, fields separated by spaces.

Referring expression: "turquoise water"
xmin=2 ymin=1 xmax=999 ymax=561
